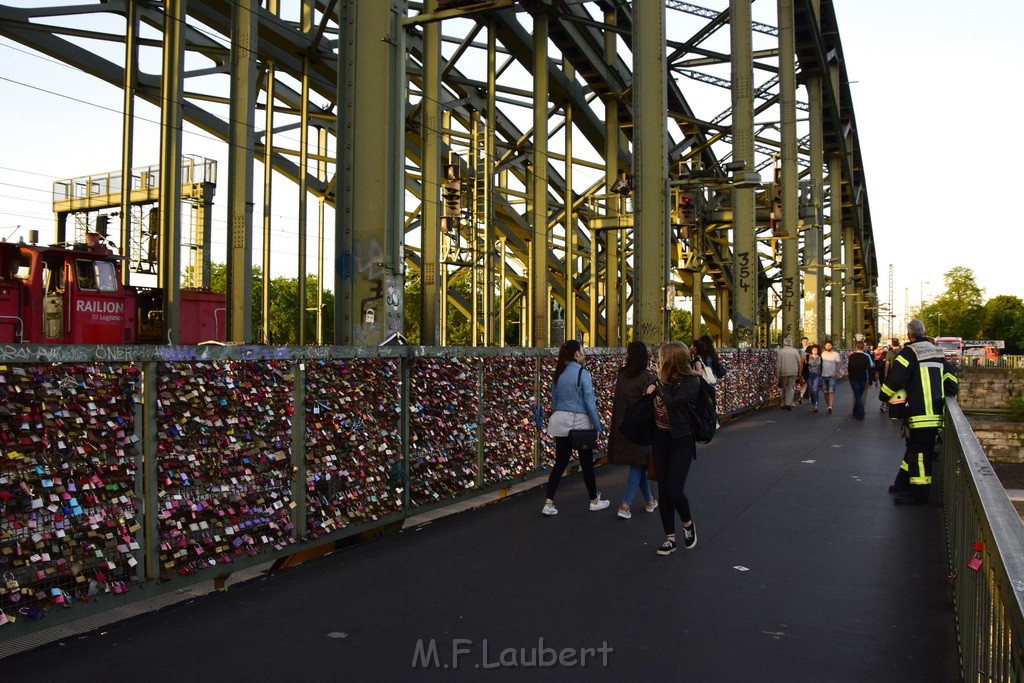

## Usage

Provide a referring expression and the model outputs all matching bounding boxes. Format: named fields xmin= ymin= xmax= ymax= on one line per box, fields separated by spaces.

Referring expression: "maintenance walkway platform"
xmin=3 ymin=382 xmax=961 ymax=681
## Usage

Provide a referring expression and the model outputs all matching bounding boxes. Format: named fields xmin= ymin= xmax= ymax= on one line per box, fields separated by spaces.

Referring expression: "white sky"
xmin=831 ymin=0 xmax=1024 ymax=321
xmin=1 ymin=1 xmax=1022 ymax=329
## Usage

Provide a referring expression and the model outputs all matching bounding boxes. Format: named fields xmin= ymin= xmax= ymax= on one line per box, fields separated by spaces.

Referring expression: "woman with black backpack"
xmin=646 ymin=341 xmax=701 ymax=556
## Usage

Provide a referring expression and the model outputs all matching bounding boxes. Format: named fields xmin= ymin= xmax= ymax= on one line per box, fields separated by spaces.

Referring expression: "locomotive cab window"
xmin=44 ymin=260 xmax=64 ymax=294
xmin=76 ymin=260 xmax=118 ymax=292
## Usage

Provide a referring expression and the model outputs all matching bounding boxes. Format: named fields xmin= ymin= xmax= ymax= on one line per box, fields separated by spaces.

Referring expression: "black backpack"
xmin=688 ymin=376 xmax=719 ymax=444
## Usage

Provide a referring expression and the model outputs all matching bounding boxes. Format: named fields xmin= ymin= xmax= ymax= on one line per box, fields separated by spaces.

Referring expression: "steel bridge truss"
xmin=0 ymin=0 xmax=876 ymax=347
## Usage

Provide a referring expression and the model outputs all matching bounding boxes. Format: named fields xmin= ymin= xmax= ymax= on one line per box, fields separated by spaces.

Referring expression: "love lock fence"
xmin=0 ymin=343 xmax=784 ymax=653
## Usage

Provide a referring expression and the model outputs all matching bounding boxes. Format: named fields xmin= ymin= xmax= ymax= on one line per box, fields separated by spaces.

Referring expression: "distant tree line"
xmin=917 ymin=266 xmax=1024 ymax=354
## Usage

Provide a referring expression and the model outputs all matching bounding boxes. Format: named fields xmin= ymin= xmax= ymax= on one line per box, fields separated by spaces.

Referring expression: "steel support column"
xmin=118 ymin=0 xmax=139 ymax=287
xmin=529 ymin=10 xmax=550 ymax=347
xmin=261 ymin=60 xmax=275 ymax=344
xmin=564 ymin=59 xmax=576 ymax=342
xmin=420 ymin=2 xmax=442 ymax=346
xmin=778 ymin=0 xmax=799 ymax=343
xmin=828 ymin=152 xmax=843 ymax=343
xmin=158 ymin=0 xmax=187 ymax=344
xmin=844 ymin=208 xmax=857 ymax=345
xmin=227 ymin=0 xmax=258 ymax=343
xmin=602 ymin=7 xmax=621 ymax=348
xmin=336 ymin=0 xmax=407 ymax=346
xmin=297 ymin=0 xmax=312 ymax=345
xmin=806 ymin=2 xmax=825 ymax=344
xmin=730 ymin=0 xmax=757 ymax=347
xmin=632 ymin=0 xmax=668 ymax=343
xmin=482 ymin=24 xmax=497 ymax=345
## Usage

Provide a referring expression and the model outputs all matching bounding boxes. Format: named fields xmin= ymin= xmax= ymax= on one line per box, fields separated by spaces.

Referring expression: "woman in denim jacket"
xmin=542 ymin=339 xmax=608 ymax=516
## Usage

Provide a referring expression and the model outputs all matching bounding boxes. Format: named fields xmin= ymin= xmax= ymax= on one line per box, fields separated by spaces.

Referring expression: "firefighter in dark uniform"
xmin=879 ymin=319 xmax=959 ymax=505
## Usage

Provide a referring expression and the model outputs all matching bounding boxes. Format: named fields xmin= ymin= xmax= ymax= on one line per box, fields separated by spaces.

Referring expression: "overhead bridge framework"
xmin=0 ymin=0 xmax=876 ymax=348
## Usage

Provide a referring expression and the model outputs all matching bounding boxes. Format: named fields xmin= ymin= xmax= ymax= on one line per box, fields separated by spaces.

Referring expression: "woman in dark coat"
xmin=608 ymin=341 xmax=658 ymax=519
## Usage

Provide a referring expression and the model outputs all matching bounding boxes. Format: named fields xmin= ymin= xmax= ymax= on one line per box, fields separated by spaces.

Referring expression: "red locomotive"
xmin=0 ymin=233 xmax=224 ymax=344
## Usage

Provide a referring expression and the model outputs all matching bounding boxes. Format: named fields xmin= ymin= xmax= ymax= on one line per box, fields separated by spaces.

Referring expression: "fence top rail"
xmin=946 ymin=397 xmax=1024 ymax=614
xmin=0 ymin=344 xmax=763 ymax=364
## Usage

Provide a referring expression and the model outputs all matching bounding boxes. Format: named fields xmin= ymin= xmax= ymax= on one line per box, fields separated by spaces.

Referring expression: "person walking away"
xmin=874 ymin=343 xmax=888 ymax=412
xmin=882 ymin=338 xmax=902 ymax=416
xmin=820 ymin=341 xmax=840 ymax=414
xmin=847 ymin=340 xmax=872 ymax=420
xmin=796 ymin=337 xmax=810 ymax=403
xmin=543 ymin=340 xmax=608 ymax=515
xmin=697 ymin=335 xmax=728 ymax=381
xmin=776 ymin=338 xmax=802 ymax=410
xmin=647 ymin=342 xmax=701 ymax=555
xmin=804 ymin=344 xmax=823 ymax=412
xmin=879 ymin=320 xmax=959 ymax=505
xmin=608 ymin=341 xmax=658 ymax=519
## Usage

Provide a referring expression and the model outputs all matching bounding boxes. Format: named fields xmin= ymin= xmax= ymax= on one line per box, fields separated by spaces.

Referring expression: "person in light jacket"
xmin=542 ymin=339 xmax=608 ymax=516
xmin=776 ymin=337 xmax=802 ymax=410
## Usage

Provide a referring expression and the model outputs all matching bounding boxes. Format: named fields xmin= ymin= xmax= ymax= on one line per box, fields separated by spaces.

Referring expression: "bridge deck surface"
xmin=3 ymin=382 xmax=960 ymax=681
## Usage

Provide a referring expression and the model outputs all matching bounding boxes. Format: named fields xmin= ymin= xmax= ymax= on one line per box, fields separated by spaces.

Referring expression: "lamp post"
xmin=919 ymin=281 xmax=929 ymax=316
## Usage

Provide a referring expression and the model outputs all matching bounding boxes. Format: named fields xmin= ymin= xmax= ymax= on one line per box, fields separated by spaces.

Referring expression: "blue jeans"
xmin=807 ymin=373 xmax=821 ymax=406
xmin=849 ymin=379 xmax=866 ymax=417
xmin=621 ymin=464 xmax=653 ymax=506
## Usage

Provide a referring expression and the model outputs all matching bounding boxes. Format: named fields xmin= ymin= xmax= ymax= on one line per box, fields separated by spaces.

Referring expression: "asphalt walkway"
xmin=2 ymin=382 xmax=961 ymax=682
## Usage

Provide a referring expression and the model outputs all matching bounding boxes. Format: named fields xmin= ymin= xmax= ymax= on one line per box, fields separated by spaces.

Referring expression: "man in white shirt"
xmin=820 ymin=341 xmax=840 ymax=414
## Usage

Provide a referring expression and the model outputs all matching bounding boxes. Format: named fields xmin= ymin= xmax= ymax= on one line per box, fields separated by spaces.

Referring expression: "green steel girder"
xmin=0 ymin=0 xmax=876 ymax=347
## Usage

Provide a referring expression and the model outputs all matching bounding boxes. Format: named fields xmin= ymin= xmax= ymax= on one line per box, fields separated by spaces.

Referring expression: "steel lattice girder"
xmin=0 ymin=0 xmax=875 ymax=345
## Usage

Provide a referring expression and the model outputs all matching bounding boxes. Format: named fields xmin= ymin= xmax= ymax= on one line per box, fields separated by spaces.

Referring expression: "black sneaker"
xmin=656 ymin=539 xmax=677 ymax=556
xmin=681 ymin=522 xmax=697 ymax=550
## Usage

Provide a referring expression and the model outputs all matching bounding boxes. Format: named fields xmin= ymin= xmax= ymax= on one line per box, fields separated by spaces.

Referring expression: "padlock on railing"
xmin=966 ymin=541 xmax=983 ymax=572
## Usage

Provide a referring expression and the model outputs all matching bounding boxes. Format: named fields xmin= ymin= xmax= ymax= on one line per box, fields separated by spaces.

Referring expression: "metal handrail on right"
xmin=943 ymin=397 xmax=1024 ymax=681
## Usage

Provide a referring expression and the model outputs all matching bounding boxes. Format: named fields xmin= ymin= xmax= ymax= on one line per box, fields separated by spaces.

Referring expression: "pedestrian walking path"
xmin=2 ymin=382 xmax=960 ymax=681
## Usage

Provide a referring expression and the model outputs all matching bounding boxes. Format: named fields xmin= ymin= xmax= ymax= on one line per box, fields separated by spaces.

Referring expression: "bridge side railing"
xmin=943 ymin=397 xmax=1024 ymax=681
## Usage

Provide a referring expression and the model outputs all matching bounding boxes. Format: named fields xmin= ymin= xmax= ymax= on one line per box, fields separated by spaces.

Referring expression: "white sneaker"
xmin=541 ymin=504 xmax=558 ymax=516
xmin=617 ymin=507 xmax=631 ymax=519
xmin=589 ymin=495 xmax=610 ymax=511
xmin=644 ymin=499 xmax=659 ymax=513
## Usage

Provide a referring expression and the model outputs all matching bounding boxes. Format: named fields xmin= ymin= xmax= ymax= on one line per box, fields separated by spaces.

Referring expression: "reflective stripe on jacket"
xmin=879 ymin=339 xmax=959 ymax=429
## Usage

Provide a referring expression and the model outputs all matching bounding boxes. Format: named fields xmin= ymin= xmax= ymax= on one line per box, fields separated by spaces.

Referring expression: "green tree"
xmin=203 ymin=263 xmax=334 ymax=344
xmin=981 ymin=295 xmax=1024 ymax=353
xmin=929 ymin=267 xmax=985 ymax=338
xmin=669 ymin=308 xmax=693 ymax=343
xmin=439 ymin=272 xmax=473 ymax=346
xmin=403 ymin=273 xmax=527 ymax=346
xmin=403 ymin=273 xmax=422 ymax=345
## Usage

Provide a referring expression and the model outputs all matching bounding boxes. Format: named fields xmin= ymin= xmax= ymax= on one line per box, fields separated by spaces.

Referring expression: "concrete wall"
xmin=958 ymin=367 xmax=1024 ymax=410
xmin=959 ymin=367 xmax=1024 ymax=464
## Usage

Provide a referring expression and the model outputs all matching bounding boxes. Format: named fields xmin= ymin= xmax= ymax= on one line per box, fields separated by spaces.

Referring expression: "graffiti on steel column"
xmin=783 ymin=275 xmax=798 ymax=339
xmin=783 ymin=276 xmax=797 ymax=312
xmin=639 ymin=320 xmax=660 ymax=342
xmin=354 ymin=238 xmax=385 ymax=345
xmin=737 ymin=251 xmax=753 ymax=295
xmin=734 ymin=250 xmax=755 ymax=346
